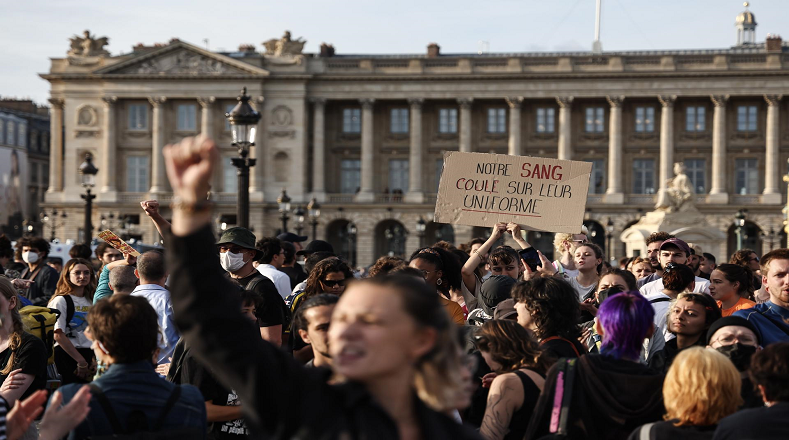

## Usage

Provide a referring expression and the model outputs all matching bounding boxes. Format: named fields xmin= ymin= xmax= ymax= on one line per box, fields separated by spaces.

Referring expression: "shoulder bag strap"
xmin=639 ymin=422 xmax=656 ymax=440
xmin=541 ymin=336 xmax=582 ymax=358
xmin=64 ymin=295 xmax=75 ymax=330
xmin=556 ymin=359 xmax=577 ymax=436
xmin=89 ymin=384 xmax=124 ymax=434
xmin=649 ymin=297 xmax=671 ymax=304
xmin=153 ymin=385 xmax=183 ymax=430
xmin=547 ymin=359 xmax=568 ymax=434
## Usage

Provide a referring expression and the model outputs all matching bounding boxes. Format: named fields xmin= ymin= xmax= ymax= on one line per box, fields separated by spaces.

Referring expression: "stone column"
xmin=458 ymin=98 xmax=473 ymax=152
xmin=656 ymin=95 xmax=677 ymax=206
xmin=250 ymin=96 xmax=265 ymax=200
xmin=604 ymin=96 xmax=625 ymax=204
xmin=47 ymin=98 xmax=64 ymax=193
xmin=355 ymin=99 xmax=376 ymax=202
xmin=763 ymin=94 xmax=783 ymax=203
xmin=99 ymin=96 xmax=118 ymax=196
xmin=197 ymin=97 xmax=220 ymax=193
xmin=311 ymin=98 xmax=327 ymax=202
xmin=709 ymin=95 xmax=729 ymax=204
xmin=506 ymin=97 xmax=524 ymax=156
xmin=405 ymin=99 xmax=425 ymax=203
xmin=148 ymin=96 xmax=167 ymax=194
xmin=556 ymin=97 xmax=573 ymax=160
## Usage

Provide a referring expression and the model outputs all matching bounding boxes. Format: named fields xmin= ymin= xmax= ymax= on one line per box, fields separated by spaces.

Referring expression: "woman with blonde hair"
xmin=629 ymin=347 xmax=741 ymax=439
xmin=47 ymin=258 xmax=96 ymax=385
xmin=628 ymin=256 xmax=655 ymax=280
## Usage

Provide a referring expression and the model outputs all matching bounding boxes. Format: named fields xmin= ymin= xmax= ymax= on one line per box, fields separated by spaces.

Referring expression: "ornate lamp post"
xmin=225 ymin=87 xmax=261 ymax=229
xmin=606 ymin=217 xmax=614 ymax=261
xmin=294 ymin=206 xmax=305 ymax=236
xmin=307 ymin=198 xmax=321 ymax=240
xmin=734 ymin=209 xmax=747 ymax=251
xmin=278 ymin=189 xmax=291 ymax=233
xmin=347 ymin=222 xmax=357 ymax=267
xmin=79 ymin=153 xmax=99 ymax=244
xmin=416 ymin=217 xmax=426 ymax=249
xmin=41 ymin=209 xmax=67 ymax=242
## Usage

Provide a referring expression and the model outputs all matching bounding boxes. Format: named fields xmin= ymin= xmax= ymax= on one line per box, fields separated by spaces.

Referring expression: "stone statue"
xmin=68 ymin=30 xmax=110 ymax=57
xmin=262 ymin=31 xmax=306 ymax=57
xmin=656 ymin=162 xmax=695 ymax=212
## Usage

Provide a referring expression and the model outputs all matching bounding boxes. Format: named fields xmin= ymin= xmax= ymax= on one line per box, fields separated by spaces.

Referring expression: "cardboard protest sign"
xmin=97 ymin=230 xmax=141 ymax=257
xmin=434 ymin=152 xmax=592 ymax=233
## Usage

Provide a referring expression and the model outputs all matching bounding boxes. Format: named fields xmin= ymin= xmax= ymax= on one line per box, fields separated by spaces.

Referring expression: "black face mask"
xmin=597 ymin=286 xmax=624 ymax=304
xmin=716 ymin=343 xmax=758 ymax=372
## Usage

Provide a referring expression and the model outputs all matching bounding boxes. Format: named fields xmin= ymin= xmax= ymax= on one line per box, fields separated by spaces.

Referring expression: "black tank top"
xmin=504 ymin=369 xmax=543 ymax=440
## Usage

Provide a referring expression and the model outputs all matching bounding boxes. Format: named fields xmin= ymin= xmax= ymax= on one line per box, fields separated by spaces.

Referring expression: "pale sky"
xmin=2 ymin=0 xmax=786 ymax=104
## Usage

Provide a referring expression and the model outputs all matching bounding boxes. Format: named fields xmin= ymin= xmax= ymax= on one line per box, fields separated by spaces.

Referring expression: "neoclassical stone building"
xmin=42 ymin=7 xmax=789 ymax=266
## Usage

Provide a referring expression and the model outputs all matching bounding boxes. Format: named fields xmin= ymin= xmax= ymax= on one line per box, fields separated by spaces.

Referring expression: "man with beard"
xmin=636 ymin=231 xmax=674 ymax=288
xmin=293 ymin=294 xmax=338 ymax=368
xmin=707 ymin=316 xmax=763 ymax=408
xmin=699 ymin=252 xmax=717 ymax=280
xmin=734 ymin=249 xmax=789 ymax=345
xmin=687 ymin=243 xmax=704 ymax=276
xmin=639 ymin=238 xmax=711 ymax=297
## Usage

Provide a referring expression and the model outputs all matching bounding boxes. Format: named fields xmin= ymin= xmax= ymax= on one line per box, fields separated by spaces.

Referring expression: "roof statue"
xmin=655 ymin=162 xmax=695 ymax=213
xmin=262 ymin=31 xmax=306 ymax=57
xmin=68 ymin=30 xmax=110 ymax=57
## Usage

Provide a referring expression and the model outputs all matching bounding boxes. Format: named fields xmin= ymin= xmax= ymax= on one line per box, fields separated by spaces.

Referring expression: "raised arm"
xmin=140 ymin=200 xmax=171 ymax=242
xmin=461 ymin=223 xmax=505 ymax=292
xmin=164 ymin=136 xmax=319 ymax=437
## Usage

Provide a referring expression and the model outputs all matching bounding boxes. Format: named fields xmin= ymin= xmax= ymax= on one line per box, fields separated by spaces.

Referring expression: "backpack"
xmin=20 ymin=295 xmax=74 ymax=365
xmin=88 ymin=383 xmax=203 ymax=440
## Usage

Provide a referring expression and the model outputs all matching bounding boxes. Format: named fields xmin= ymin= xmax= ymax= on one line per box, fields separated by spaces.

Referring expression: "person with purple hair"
xmin=525 ymin=291 xmax=665 ymax=440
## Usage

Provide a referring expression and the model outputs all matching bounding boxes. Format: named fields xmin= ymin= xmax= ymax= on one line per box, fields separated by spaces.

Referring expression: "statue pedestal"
xmin=620 ymin=205 xmax=727 ymax=260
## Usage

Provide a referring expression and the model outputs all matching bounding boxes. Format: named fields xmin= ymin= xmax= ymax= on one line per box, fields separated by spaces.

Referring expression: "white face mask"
xmin=22 ymin=251 xmax=39 ymax=264
xmin=220 ymin=251 xmax=246 ymax=273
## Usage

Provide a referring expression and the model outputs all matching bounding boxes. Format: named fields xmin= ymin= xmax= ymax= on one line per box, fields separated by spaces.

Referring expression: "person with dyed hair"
xmin=629 ymin=347 xmax=741 ymax=440
xmin=526 ymin=291 xmax=664 ymax=440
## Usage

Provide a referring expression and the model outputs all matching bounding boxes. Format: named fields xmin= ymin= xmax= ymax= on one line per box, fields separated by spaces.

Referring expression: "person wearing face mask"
xmin=706 ymin=316 xmax=764 ymax=409
xmin=12 ymin=237 xmax=58 ymax=306
xmin=216 ymin=228 xmax=285 ymax=347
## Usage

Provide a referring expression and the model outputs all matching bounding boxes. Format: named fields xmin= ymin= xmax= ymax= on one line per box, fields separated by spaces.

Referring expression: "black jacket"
xmin=168 ymin=225 xmax=480 ymax=440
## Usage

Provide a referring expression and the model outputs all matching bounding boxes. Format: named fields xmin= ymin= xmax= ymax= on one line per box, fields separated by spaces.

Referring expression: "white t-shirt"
xmin=49 ymin=294 xmax=92 ymax=349
xmin=639 ymin=276 xmax=710 ymax=297
xmin=569 ymin=277 xmax=596 ymax=302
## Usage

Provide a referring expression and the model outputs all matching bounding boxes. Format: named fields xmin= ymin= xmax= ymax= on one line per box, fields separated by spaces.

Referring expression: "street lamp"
xmin=294 ymin=206 xmax=305 ymax=236
xmin=416 ymin=217 xmax=426 ymax=248
xmin=277 ymin=189 xmax=291 ymax=233
xmin=41 ymin=209 xmax=67 ymax=242
xmin=225 ymin=87 xmax=261 ymax=229
xmin=347 ymin=222 xmax=357 ymax=267
xmin=606 ymin=217 xmax=614 ymax=261
xmin=734 ymin=209 xmax=747 ymax=251
xmin=79 ymin=153 xmax=99 ymax=245
xmin=307 ymin=198 xmax=321 ymax=241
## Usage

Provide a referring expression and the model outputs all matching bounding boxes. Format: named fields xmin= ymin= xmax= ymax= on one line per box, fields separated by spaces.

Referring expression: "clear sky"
xmin=1 ymin=0 xmax=786 ymax=104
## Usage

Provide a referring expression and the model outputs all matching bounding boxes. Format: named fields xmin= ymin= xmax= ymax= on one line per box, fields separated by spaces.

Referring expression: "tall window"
xmin=585 ymin=107 xmax=605 ymax=132
xmin=17 ymin=122 xmax=26 ymax=147
xmin=176 ymin=104 xmax=197 ymax=131
xmin=487 ymin=108 xmax=507 ymax=133
xmin=390 ymin=108 xmax=409 ymax=133
xmin=342 ymin=108 xmax=361 ymax=133
xmin=340 ymin=159 xmax=361 ymax=194
xmin=435 ymin=159 xmax=444 ymax=191
xmin=684 ymin=159 xmax=706 ymax=194
xmin=126 ymin=156 xmax=149 ymax=192
xmin=128 ymin=104 xmax=148 ymax=130
xmin=388 ymin=159 xmax=409 ymax=192
xmin=633 ymin=159 xmax=655 ymax=194
xmin=0 ymin=120 xmax=4 ymax=144
xmin=6 ymin=121 xmax=15 ymax=145
xmin=30 ymin=163 xmax=38 ymax=184
xmin=686 ymin=106 xmax=706 ymax=132
xmin=737 ymin=106 xmax=758 ymax=132
xmin=635 ymin=107 xmax=655 ymax=132
xmin=224 ymin=104 xmax=235 ymax=131
xmin=536 ymin=108 xmax=555 ymax=133
xmin=589 ymin=159 xmax=606 ymax=194
xmin=735 ymin=158 xmax=759 ymax=194
xmin=223 ymin=159 xmax=237 ymax=192
xmin=439 ymin=108 xmax=458 ymax=133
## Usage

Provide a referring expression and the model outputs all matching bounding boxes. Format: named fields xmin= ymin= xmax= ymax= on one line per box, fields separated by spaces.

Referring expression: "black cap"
xmin=477 ymin=275 xmax=516 ymax=316
xmin=296 ymin=240 xmax=334 ymax=256
xmin=277 ymin=232 xmax=309 ymax=243
xmin=216 ymin=227 xmax=262 ymax=260
xmin=706 ymin=316 xmax=762 ymax=346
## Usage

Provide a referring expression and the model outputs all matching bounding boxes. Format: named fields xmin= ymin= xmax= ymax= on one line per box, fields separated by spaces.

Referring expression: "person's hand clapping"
xmin=37 ymin=387 xmax=91 ymax=440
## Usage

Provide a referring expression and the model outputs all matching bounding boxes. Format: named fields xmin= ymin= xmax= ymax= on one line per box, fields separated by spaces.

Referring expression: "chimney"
xmin=427 ymin=43 xmax=440 ymax=58
xmin=766 ymin=34 xmax=783 ymax=52
xmin=320 ymin=43 xmax=335 ymax=57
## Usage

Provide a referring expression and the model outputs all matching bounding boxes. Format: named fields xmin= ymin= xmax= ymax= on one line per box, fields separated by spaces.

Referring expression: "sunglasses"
xmin=321 ymin=279 xmax=346 ymax=287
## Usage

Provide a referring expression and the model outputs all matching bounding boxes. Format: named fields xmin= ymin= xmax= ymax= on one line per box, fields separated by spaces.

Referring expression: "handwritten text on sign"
xmin=434 ymin=152 xmax=592 ymax=233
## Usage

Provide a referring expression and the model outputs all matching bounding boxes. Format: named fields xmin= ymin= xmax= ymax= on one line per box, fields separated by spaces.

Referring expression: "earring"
xmin=437 ymin=279 xmax=443 ymax=286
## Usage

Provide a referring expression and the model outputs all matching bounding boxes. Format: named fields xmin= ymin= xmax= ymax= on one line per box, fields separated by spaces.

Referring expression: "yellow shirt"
xmin=439 ymin=296 xmax=467 ymax=325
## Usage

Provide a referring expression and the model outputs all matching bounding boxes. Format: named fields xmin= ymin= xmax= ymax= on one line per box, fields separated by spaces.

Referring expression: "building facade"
xmin=42 ymin=9 xmax=789 ymax=266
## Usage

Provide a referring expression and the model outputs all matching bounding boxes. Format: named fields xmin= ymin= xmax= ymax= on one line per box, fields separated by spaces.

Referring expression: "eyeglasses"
xmin=321 ymin=279 xmax=346 ymax=287
xmin=750 ymin=256 xmax=760 ymax=263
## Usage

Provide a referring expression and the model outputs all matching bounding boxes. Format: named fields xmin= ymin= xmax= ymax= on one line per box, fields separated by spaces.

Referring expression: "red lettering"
xmin=520 ymin=162 xmax=532 ymax=178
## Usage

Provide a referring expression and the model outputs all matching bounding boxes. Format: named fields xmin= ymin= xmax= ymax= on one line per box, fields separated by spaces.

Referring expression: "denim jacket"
xmin=56 ymin=361 xmax=206 ymax=440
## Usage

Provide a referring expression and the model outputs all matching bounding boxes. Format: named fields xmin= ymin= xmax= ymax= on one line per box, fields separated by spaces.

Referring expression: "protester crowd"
xmin=0 ymin=134 xmax=785 ymax=439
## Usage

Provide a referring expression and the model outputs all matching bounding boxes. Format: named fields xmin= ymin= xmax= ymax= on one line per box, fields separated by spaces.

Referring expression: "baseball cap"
xmin=493 ymin=298 xmax=518 ymax=320
xmin=216 ymin=227 xmax=263 ymax=260
xmin=277 ymin=232 xmax=309 ymax=243
xmin=296 ymin=240 xmax=335 ymax=256
xmin=477 ymin=275 xmax=516 ymax=316
xmin=659 ymin=238 xmax=691 ymax=257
